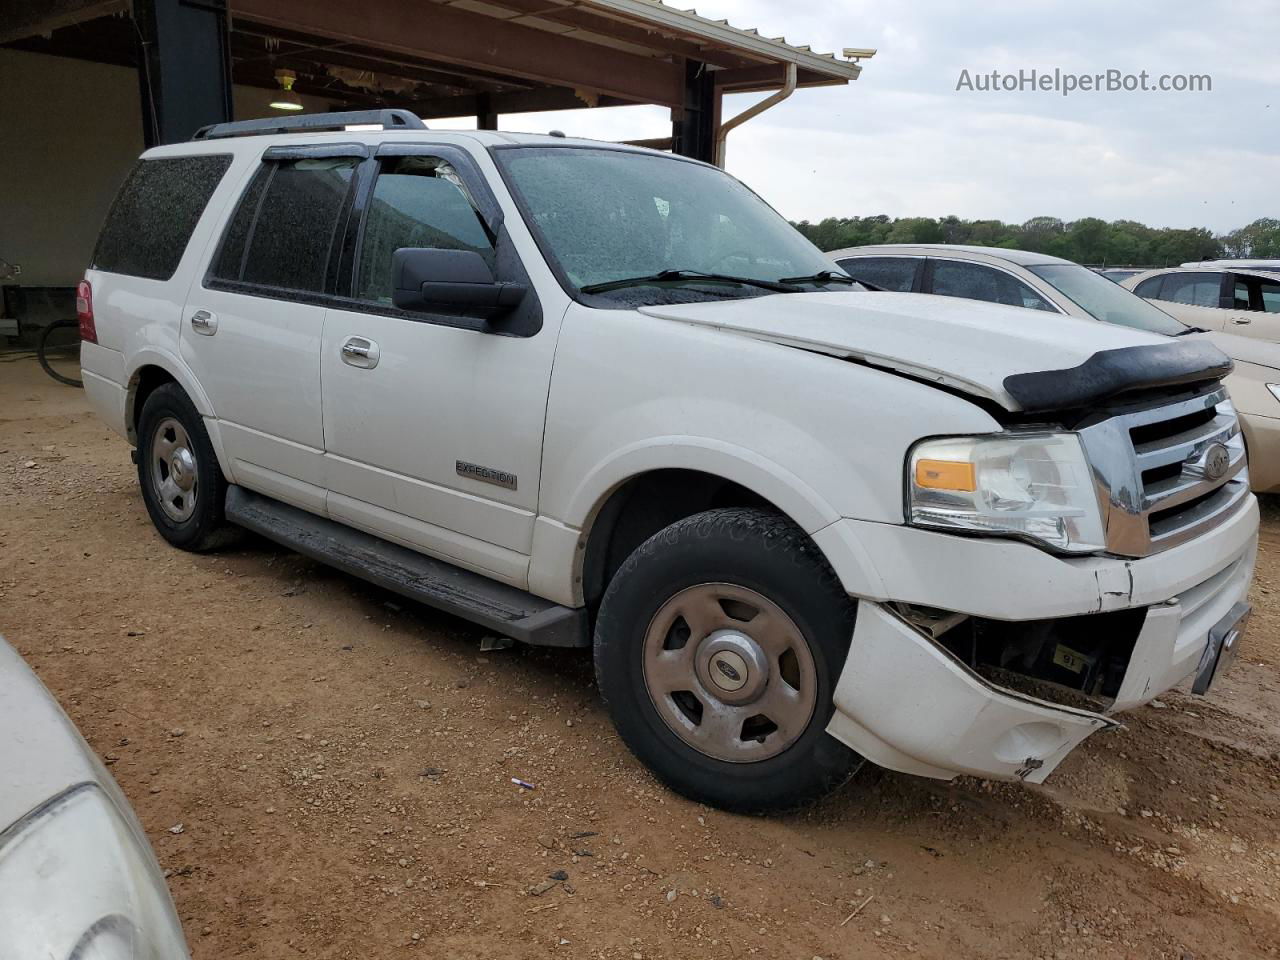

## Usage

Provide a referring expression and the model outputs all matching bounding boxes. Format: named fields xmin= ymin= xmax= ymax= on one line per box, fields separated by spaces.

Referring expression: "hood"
xmin=1200 ymin=330 xmax=1280 ymax=371
xmin=638 ymin=292 xmax=1230 ymax=412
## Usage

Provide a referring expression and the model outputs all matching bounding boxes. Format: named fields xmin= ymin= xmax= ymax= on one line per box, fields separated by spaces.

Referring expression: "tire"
xmin=136 ymin=383 xmax=234 ymax=552
xmin=38 ymin=319 xmax=83 ymax=388
xmin=594 ymin=507 xmax=861 ymax=813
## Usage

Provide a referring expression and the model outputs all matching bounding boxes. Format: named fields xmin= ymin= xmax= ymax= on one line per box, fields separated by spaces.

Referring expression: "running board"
xmin=224 ymin=485 xmax=589 ymax=648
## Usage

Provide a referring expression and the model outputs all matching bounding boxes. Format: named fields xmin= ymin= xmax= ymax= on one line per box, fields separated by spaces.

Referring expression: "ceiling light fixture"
xmin=270 ymin=69 xmax=304 ymax=111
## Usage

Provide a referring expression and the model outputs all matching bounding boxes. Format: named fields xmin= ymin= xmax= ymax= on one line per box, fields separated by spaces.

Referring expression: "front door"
xmin=320 ymin=148 xmax=558 ymax=587
xmin=1140 ymin=271 xmax=1229 ymax=331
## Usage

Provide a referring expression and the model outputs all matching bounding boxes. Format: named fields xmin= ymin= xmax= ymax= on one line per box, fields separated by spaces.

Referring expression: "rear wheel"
xmin=136 ymin=383 xmax=234 ymax=551
xmin=594 ymin=508 xmax=861 ymax=812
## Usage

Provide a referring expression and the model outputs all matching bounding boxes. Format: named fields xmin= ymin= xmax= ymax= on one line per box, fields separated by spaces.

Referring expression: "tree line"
xmin=791 ymin=215 xmax=1280 ymax=267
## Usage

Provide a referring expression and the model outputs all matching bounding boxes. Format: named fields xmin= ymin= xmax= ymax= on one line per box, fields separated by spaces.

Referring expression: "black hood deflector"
xmin=1003 ymin=339 xmax=1233 ymax=413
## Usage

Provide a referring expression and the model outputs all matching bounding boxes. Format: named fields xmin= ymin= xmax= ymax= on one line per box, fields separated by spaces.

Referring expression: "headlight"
xmin=0 ymin=784 xmax=189 ymax=959
xmin=908 ymin=431 xmax=1106 ymax=553
xmin=1267 ymin=383 xmax=1280 ymax=404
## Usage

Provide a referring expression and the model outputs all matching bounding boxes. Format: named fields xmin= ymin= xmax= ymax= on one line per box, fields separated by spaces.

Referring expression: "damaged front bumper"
xmin=819 ymin=495 xmax=1258 ymax=783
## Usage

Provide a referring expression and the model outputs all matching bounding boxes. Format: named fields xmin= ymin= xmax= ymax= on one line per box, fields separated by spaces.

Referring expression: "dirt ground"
xmin=3 ymin=352 xmax=1280 ymax=960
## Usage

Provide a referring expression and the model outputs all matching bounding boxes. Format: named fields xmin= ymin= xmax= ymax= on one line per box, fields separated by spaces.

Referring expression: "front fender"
xmin=525 ymin=440 xmax=889 ymax=607
xmin=565 ymin=437 xmax=838 ymax=535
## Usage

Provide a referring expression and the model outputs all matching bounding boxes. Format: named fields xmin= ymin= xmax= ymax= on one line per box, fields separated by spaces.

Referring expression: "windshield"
xmin=496 ymin=147 xmax=840 ymax=304
xmin=1028 ymin=263 xmax=1186 ymax=336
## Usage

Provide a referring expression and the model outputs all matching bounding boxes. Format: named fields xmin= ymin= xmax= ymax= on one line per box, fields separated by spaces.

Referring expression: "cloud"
xmin=499 ymin=0 xmax=1278 ymax=232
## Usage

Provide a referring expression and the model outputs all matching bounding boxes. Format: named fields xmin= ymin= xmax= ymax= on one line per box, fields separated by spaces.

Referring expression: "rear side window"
xmin=835 ymin=256 xmax=918 ymax=292
xmin=211 ymin=157 xmax=358 ymax=294
xmin=93 ymin=155 xmax=231 ymax=281
xmin=930 ymin=260 xmax=1056 ymax=311
xmin=1260 ymin=280 xmax=1280 ymax=314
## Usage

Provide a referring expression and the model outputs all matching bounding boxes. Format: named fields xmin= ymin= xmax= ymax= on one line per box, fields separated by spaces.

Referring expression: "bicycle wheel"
xmin=38 ymin=319 xmax=83 ymax=388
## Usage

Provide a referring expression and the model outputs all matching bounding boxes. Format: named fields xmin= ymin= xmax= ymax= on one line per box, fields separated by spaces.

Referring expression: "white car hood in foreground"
xmin=639 ymin=291 xmax=1170 ymax=411
xmin=0 ymin=639 xmax=108 ymax=829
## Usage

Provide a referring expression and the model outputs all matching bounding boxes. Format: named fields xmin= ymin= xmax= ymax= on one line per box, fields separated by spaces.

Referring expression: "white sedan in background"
xmin=830 ymin=244 xmax=1280 ymax=493
xmin=0 ymin=637 xmax=190 ymax=959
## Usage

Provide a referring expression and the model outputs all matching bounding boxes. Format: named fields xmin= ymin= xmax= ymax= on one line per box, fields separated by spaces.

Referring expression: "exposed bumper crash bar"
xmin=825 ymin=602 xmax=1116 ymax=783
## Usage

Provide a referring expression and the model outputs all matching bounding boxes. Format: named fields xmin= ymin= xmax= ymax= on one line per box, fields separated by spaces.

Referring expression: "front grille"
xmin=1078 ymin=385 xmax=1250 ymax=557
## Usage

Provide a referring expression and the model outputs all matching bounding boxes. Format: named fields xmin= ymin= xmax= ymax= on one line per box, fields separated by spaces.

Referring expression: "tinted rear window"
xmin=92 ymin=155 xmax=231 ymax=281
xmin=211 ymin=157 xmax=357 ymax=294
xmin=835 ymin=256 xmax=919 ymax=292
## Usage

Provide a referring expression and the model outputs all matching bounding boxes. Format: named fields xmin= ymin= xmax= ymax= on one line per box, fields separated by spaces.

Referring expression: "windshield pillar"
xmin=672 ymin=60 xmax=720 ymax=165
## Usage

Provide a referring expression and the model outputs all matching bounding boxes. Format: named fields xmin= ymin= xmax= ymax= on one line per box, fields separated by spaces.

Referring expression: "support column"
xmin=476 ymin=92 xmax=499 ymax=131
xmin=670 ymin=59 xmax=717 ymax=163
xmin=134 ymin=0 xmax=233 ymax=146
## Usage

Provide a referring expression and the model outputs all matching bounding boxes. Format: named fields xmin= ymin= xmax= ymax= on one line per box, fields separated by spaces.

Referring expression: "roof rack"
xmin=191 ymin=109 xmax=426 ymax=141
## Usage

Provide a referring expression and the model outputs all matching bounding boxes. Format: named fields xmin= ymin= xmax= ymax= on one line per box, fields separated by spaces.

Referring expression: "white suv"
xmin=79 ymin=110 xmax=1258 ymax=811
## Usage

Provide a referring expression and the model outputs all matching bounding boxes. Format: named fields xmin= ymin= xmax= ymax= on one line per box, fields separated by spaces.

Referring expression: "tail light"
xmin=76 ymin=280 xmax=97 ymax=343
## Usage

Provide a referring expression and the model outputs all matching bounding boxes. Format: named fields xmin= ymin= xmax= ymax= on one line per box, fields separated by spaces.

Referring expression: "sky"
xmin=479 ymin=0 xmax=1280 ymax=233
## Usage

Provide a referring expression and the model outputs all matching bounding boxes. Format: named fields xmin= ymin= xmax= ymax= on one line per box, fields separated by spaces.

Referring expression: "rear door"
xmin=1224 ymin=272 xmax=1280 ymax=341
xmin=181 ymin=144 xmax=362 ymax=512
xmin=82 ymin=153 xmax=233 ymax=424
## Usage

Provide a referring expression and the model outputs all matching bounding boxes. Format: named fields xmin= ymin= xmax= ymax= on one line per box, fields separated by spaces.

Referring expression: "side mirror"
xmin=391 ymin=248 xmax=527 ymax=318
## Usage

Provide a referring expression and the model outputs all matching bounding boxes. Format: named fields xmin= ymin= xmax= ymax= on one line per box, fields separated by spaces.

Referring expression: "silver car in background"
xmin=0 ymin=637 xmax=190 ymax=959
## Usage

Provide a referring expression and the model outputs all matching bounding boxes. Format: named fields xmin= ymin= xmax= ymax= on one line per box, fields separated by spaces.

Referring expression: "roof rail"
xmin=191 ymin=109 xmax=426 ymax=141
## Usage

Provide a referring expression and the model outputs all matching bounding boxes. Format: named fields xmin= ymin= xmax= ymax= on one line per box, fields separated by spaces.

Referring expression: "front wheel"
xmin=594 ymin=508 xmax=861 ymax=812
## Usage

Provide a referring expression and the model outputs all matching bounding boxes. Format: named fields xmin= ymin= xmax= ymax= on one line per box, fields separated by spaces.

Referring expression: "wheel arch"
xmin=569 ymin=442 xmax=851 ymax=614
xmin=125 ymin=349 xmax=215 ymax=444
xmin=125 ymin=350 xmax=232 ymax=482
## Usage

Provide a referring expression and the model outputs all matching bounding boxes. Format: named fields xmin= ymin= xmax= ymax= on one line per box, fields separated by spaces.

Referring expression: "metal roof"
xmin=438 ymin=0 xmax=864 ymax=90
xmin=574 ymin=0 xmax=863 ymax=81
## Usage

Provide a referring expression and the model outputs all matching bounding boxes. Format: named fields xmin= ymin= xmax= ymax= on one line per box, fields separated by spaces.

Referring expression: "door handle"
xmin=1230 ymin=316 xmax=1252 ymax=325
xmin=340 ymin=336 xmax=379 ymax=369
xmin=190 ymin=309 xmax=217 ymax=335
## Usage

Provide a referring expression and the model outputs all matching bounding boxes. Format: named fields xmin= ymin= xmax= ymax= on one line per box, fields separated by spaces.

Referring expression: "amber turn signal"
xmin=914 ymin=459 xmax=977 ymax=492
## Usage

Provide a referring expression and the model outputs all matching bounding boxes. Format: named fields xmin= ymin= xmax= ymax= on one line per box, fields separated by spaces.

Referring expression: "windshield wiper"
xmin=777 ymin=270 xmax=873 ymax=289
xmin=580 ymin=269 xmax=801 ymax=295
xmin=1176 ymin=326 xmax=1212 ymax=336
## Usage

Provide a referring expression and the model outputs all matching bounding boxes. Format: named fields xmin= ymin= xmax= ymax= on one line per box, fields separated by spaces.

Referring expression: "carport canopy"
xmin=2 ymin=0 xmax=867 ymax=161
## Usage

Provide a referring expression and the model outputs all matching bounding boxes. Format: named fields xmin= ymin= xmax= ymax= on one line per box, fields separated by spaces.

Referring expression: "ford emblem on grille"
xmin=1203 ymin=442 xmax=1230 ymax=480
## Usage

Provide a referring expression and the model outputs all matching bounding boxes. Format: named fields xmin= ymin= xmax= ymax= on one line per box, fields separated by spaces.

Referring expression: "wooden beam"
xmin=232 ymin=21 xmax=531 ymax=90
xmin=0 ymin=0 xmax=125 ymax=44
xmin=3 ymin=13 xmax=137 ymax=68
xmin=407 ymin=86 xmax=631 ymax=119
xmin=230 ymin=0 xmax=684 ymax=107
